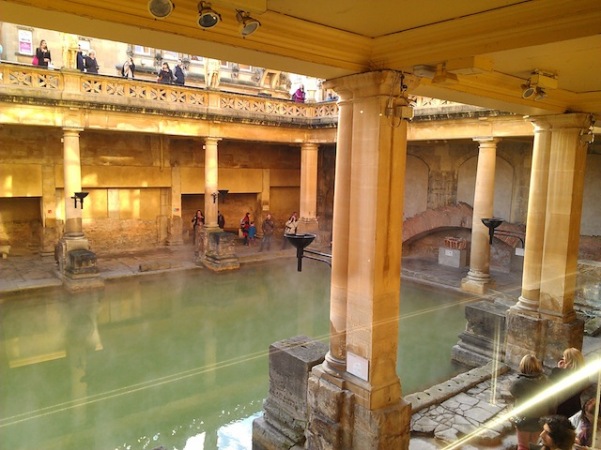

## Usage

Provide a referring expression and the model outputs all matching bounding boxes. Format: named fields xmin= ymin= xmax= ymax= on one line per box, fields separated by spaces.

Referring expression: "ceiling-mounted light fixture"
xmin=521 ymin=70 xmax=557 ymax=100
xmin=197 ymin=1 xmax=221 ymax=29
xmin=236 ymin=10 xmax=261 ymax=37
xmin=431 ymin=64 xmax=458 ymax=85
xmin=148 ymin=0 xmax=175 ymax=19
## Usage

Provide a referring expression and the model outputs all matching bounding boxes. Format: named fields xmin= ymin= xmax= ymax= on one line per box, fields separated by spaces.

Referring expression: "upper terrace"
xmin=0 ymin=62 xmax=509 ymax=131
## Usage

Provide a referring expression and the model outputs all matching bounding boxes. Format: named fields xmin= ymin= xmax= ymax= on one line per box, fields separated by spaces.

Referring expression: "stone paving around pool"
xmin=407 ymin=362 xmax=518 ymax=449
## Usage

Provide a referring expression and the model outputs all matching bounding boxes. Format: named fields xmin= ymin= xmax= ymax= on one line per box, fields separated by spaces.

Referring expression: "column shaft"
xmin=344 ymin=72 xmax=408 ymax=409
xmin=204 ymin=137 xmax=220 ymax=228
xmin=514 ymin=119 xmax=552 ymax=312
xmin=298 ymin=142 xmax=319 ymax=234
xmin=325 ymin=91 xmax=353 ymax=376
xmin=63 ymin=128 xmax=84 ymax=237
xmin=462 ymin=137 xmax=499 ymax=294
xmin=539 ymin=114 xmax=592 ymax=321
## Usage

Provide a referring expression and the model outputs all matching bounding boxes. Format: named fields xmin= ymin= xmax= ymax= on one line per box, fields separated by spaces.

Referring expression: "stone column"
xmin=204 ymin=137 xmax=220 ymax=229
xmin=57 ymin=128 xmax=99 ymax=287
xmin=202 ymin=136 xmax=239 ymax=272
xmin=461 ymin=137 xmax=500 ymax=295
xmin=307 ymin=71 xmax=411 ymax=450
xmin=324 ymin=89 xmax=353 ymax=377
xmin=167 ymin=166 xmax=183 ymax=246
xmin=63 ymin=128 xmax=84 ymax=238
xmin=296 ymin=142 xmax=319 ymax=235
xmin=505 ymin=118 xmax=551 ymax=367
xmin=537 ymin=113 xmax=590 ymax=367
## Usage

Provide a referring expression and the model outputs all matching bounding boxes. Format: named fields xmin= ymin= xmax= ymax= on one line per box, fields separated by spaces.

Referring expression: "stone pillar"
xmin=167 ymin=166 xmax=183 ymax=246
xmin=307 ymin=71 xmax=412 ymax=450
xmin=461 ymin=137 xmax=500 ymax=295
xmin=204 ymin=137 xmax=220 ymax=229
xmin=63 ymin=128 xmax=84 ymax=238
xmin=323 ymin=89 xmax=353 ymax=377
xmin=505 ymin=118 xmax=551 ymax=367
xmin=296 ymin=142 xmax=319 ymax=235
xmin=56 ymin=128 xmax=100 ymax=289
xmin=537 ymin=113 xmax=590 ymax=367
xmin=201 ymin=137 xmax=239 ymax=272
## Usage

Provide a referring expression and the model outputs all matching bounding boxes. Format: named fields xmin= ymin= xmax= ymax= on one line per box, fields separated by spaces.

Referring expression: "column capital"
xmin=530 ymin=112 xmax=593 ymax=131
xmin=204 ymin=136 xmax=222 ymax=145
xmin=472 ymin=136 xmax=501 ymax=145
xmin=324 ymin=70 xmax=407 ymax=99
xmin=300 ymin=142 xmax=319 ymax=151
xmin=62 ymin=127 xmax=84 ymax=135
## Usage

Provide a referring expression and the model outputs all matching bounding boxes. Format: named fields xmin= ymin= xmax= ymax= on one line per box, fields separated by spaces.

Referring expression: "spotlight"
xmin=236 ymin=10 xmax=261 ymax=37
xmin=197 ymin=1 xmax=221 ymax=29
xmin=148 ymin=0 xmax=175 ymax=19
xmin=521 ymin=84 xmax=536 ymax=99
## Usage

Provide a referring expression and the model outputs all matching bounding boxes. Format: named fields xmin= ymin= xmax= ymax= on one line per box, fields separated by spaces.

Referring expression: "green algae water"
xmin=0 ymin=259 xmax=469 ymax=449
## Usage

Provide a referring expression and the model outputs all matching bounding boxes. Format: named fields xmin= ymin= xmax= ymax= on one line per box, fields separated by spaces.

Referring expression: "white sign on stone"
xmin=347 ymin=351 xmax=369 ymax=381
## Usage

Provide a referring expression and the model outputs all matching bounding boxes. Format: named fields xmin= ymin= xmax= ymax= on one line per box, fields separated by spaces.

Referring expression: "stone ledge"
xmin=405 ymin=361 xmax=510 ymax=413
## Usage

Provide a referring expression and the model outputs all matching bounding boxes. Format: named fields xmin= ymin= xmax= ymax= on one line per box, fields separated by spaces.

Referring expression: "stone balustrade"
xmin=0 ymin=62 xmax=495 ymax=126
xmin=0 ymin=62 xmax=338 ymax=126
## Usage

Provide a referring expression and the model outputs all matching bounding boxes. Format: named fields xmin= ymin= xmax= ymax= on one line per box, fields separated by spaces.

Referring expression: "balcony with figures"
xmin=0 ymin=62 xmax=504 ymax=129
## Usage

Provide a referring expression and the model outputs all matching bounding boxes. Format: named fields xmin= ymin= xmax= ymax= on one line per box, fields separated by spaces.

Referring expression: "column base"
xmin=452 ymin=300 xmax=507 ymax=368
xmin=306 ymin=365 xmax=411 ymax=450
xmin=505 ymin=309 xmax=543 ymax=370
xmin=461 ymin=270 xmax=493 ymax=295
xmin=297 ymin=217 xmax=319 ymax=235
xmin=199 ymin=229 xmax=240 ymax=272
xmin=252 ymin=336 xmax=328 ymax=450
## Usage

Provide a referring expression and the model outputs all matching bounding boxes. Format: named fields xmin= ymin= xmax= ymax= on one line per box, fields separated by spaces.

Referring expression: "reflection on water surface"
xmin=0 ymin=259 xmax=470 ymax=449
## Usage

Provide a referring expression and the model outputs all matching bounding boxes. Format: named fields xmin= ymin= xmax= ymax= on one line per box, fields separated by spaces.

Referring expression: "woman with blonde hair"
xmin=510 ymin=354 xmax=554 ymax=450
xmin=550 ymin=347 xmax=590 ymax=418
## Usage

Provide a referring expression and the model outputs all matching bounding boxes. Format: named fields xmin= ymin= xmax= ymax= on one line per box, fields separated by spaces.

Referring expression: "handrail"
xmin=0 ymin=62 xmax=339 ymax=126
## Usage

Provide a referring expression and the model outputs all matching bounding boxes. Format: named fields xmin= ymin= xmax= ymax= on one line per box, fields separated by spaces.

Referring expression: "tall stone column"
xmin=307 ymin=71 xmax=412 ymax=450
xmin=57 ymin=128 xmax=99 ymax=287
xmin=296 ymin=142 xmax=319 ymax=235
xmin=63 ymin=128 xmax=84 ymax=238
xmin=204 ymin=137 xmax=220 ymax=229
xmin=461 ymin=137 xmax=500 ymax=295
xmin=324 ymin=89 xmax=353 ymax=377
xmin=537 ymin=113 xmax=591 ymax=367
xmin=505 ymin=118 xmax=551 ymax=367
xmin=202 ymin=136 xmax=239 ymax=272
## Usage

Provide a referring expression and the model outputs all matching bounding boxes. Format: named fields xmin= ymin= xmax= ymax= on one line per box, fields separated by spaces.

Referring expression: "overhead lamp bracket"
xmin=198 ymin=1 xmax=221 ymax=28
xmin=148 ymin=0 xmax=175 ymax=19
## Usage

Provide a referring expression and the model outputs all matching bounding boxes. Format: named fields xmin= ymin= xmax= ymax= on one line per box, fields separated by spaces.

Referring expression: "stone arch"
xmin=404 ymin=155 xmax=429 ymax=220
xmin=457 ymin=155 xmax=514 ymax=221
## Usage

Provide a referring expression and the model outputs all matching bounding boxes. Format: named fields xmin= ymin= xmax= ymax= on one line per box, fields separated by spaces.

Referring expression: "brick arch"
xmin=402 ymin=202 xmax=473 ymax=244
xmin=402 ymin=202 xmax=525 ymax=248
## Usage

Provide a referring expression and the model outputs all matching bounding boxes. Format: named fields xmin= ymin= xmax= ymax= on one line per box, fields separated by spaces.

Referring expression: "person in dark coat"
xmin=173 ymin=61 xmax=186 ymax=85
xmin=83 ymin=50 xmax=99 ymax=74
xmin=35 ymin=39 xmax=52 ymax=68
xmin=509 ymin=354 xmax=554 ymax=450
xmin=76 ymin=47 xmax=85 ymax=71
xmin=157 ymin=62 xmax=173 ymax=84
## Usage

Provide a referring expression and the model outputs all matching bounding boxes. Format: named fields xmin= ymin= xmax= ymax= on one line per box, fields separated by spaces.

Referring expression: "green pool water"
xmin=0 ymin=258 xmax=470 ymax=449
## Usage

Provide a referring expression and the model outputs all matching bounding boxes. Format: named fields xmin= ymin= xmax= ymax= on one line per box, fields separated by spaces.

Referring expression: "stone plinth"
xmin=201 ymin=231 xmax=240 ymax=272
xmin=438 ymin=247 xmax=467 ymax=268
xmin=452 ymin=300 xmax=507 ymax=368
xmin=504 ymin=310 xmax=544 ymax=370
xmin=252 ymin=336 xmax=327 ymax=450
xmin=306 ymin=366 xmax=412 ymax=449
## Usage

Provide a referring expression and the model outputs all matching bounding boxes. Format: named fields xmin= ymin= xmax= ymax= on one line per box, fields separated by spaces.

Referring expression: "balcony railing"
xmin=0 ymin=63 xmax=339 ymax=127
xmin=0 ymin=62 xmax=497 ymax=126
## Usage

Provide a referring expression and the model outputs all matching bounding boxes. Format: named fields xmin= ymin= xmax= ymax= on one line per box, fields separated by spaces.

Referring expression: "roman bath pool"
xmin=0 ymin=259 xmax=474 ymax=449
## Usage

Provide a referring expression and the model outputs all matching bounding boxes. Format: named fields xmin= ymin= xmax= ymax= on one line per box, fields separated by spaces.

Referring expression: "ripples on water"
xmin=0 ymin=259 xmax=470 ymax=449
